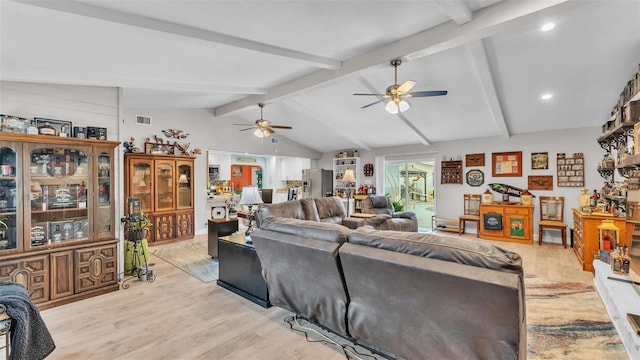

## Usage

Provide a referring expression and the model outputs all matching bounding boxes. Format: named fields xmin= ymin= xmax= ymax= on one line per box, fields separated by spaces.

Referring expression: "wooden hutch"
xmin=124 ymin=153 xmax=194 ymax=245
xmin=0 ymin=133 xmax=120 ymax=309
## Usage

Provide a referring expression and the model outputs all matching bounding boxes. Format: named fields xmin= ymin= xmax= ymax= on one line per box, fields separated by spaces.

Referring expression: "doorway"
xmin=384 ymin=160 xmax=435 ymax=231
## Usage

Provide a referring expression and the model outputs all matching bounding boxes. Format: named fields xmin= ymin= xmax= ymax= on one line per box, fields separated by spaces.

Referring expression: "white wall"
xmin=319 ymin=126 xmax=605 ymax=244
xmin=121 ymin=108 xmax=321 ymax=234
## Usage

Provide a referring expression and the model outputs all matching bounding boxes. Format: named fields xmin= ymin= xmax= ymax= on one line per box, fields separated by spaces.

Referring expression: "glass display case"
xmin=0 ymin=133 xmax=120 ymax=308
xmin=0 ymin=144 xmax=19 ymax=254
xmin=125 ymin=153 xmax=194 ymax=244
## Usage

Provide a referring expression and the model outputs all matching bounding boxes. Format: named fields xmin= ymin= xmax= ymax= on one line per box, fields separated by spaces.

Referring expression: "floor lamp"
xmin=239 ymin=186 xmax=264 ymax=238
xmin=342 ymin=168 xmax=356 ymax=216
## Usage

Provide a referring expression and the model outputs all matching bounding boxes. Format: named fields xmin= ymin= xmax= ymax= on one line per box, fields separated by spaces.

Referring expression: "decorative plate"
xmin=211 ymin=206 xmax=226 ymax=219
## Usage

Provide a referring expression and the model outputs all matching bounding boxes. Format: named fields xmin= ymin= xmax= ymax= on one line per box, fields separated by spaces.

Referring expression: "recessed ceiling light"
xmin=541 ymin=22 xmax=555 ymax=32
xmin=541 ymin=93 xmax=553 ymax=100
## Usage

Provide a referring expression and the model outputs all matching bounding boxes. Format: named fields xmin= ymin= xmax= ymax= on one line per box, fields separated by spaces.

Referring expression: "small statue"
xmin=123 ymin=137 xmax=142 ymax=153
xmin=175 ymin=142 xmax=191 ymax=156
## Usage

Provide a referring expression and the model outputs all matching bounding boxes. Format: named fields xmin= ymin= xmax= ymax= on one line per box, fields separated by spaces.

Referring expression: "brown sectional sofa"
xmin=251 ymin=198 xmax=526 ymax=359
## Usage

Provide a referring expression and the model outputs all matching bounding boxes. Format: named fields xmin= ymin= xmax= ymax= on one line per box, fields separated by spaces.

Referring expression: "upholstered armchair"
xmin=359 ymin=196 xmax=418 ymax=232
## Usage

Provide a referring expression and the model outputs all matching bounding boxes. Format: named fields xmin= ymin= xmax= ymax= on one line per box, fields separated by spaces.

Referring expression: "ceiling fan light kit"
xmin=354 ymin=59 xmax=447 ymax=113
xmin=233 ymin=103 xmax=292 ymax=138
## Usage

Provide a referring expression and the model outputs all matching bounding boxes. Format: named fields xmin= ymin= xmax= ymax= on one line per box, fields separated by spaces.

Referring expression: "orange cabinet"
xmin=479 ymin=202 xmax=534 ymax=244
xmin=572 ymin=209 xmax=627 ymax=272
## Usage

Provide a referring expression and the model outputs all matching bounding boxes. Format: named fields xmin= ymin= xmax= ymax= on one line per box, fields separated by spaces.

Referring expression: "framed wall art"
xmin=557 ymin=153 xmax=584 ymax=187
xmin=528 ymin=175 xmax=553 ymax=190
xmin=465 ymin=169 xmax=484 ymax=187
xmin=492 ymin=151 xmax=522 ymax=177
xmin=465 ymin=153 xmax=485 ymax=167
xmin=531 ymin=152 xmax=549 ymax=170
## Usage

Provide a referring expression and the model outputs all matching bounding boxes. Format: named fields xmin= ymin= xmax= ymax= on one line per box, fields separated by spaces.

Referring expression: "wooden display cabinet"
xmin=572 ymin=208 xmax=627 ymax=272
xmin=441 ymin=160 xmax=463 ymax=184
xmin=0 ymin=132 xmax=120 ymax=309
xmin=125 ymin=154 xmax=194 ymax=245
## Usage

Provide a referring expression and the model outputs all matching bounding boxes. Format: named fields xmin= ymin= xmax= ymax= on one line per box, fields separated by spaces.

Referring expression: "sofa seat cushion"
xmin=349 ymin=227 xmax=522 ymax=272
xmin=258 ymin=217 xmax=351 ymax=244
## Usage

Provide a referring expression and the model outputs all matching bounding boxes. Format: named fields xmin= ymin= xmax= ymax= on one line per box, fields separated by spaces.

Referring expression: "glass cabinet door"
xmin=27 ymin=145 xmax=90 ymax=250
xmin=96 ymin=151 xmax=113 ymax=239
xmin=176 ymin=161 xmax=192 ymax=209
xmin=0 ymin=143 xmax=20 ymax=254
xmin=155 ymin=160 xmax=175 ymax=211
xmin=130 ymin=159 xmax=153 ymax=213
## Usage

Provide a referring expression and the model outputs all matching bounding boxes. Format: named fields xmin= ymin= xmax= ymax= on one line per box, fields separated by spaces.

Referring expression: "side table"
xmin=217 ymin=234 xmax=271 ymax=308
xmin=208 ymin=218 xmax=238 ymax=258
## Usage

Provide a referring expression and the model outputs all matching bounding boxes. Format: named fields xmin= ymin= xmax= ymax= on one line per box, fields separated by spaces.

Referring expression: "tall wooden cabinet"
xmin=124 ymin=154 xmax=194 ymax=244
xmin=572 ymin=209 xmax=627 ymax=272
xmin=0 ymin=132 xmax=120 ymax=309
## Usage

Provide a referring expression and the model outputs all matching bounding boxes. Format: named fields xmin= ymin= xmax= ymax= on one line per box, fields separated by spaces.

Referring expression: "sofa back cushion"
xmin=348 ymin=227 xmax=522 ymax=272
xmin=313 ymin=197 xmax=347 ymax=224
xmin=255 ymin=198 xmax=320 ymax=226
xmin=258 ymin=217 xmax=350 ymax=243
xmin=360 ymin=196 xmax=393 ymax=216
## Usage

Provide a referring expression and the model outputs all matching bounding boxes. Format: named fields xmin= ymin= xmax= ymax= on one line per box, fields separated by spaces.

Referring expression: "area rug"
xmin=149 ymin=240 xmax=218 ymax=283
xmin=525 ymin=275 xmax=626 ymax=359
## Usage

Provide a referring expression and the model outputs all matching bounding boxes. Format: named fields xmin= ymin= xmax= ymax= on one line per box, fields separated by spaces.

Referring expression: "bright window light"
xmin=541 ymin=22 xmax=555 ymax=32
xmin=541 ymin=93 xmax=553 ymax=100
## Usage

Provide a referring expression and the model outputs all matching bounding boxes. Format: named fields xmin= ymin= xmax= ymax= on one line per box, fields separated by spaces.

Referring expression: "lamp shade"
xmin=342 ymin=168 xmax=356 ymax=183
xmin=178 ymin=174 xmax=189 ymax=183
xmin=386 ymin=100 xmax=410 ymax=114
xmin=239 ymin=186 xmax=264 ymax=205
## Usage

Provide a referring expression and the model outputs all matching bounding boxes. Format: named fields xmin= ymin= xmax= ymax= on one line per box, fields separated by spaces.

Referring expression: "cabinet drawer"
xmin=574 ymin=241 xmax=584 ymax=263
xmin=75 ymin=244 xmax=117 ymax=293
xmin=573 ymin=215 xmax=584 ymax=229
xmin=505 ymin=208 xmax=530 ymax=216
xmin=0 ymin=254 xmax=49 ymax=303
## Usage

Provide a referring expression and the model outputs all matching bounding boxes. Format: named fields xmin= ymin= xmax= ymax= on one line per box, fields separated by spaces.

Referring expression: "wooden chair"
xmin=459 ymin=194 xmax=481 ymax=237
xmin=538 ymin=196 xmax=567 ymax=248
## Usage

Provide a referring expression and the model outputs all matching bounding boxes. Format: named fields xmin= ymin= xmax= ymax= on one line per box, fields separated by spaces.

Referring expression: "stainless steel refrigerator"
xmin=301 ymin=169 xmax=333 ymax=198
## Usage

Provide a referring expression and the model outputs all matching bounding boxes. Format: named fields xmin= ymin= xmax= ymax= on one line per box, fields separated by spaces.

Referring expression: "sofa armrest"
xmin=392 ymin=211 xmax=418 ymax=231
xmin=365 ymin=214 xmax=391 ymax=226
xmin=342 ymin=217 xmax=365 ymax=229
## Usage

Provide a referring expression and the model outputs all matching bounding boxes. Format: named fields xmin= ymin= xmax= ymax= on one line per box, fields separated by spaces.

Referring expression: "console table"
xmin=593 ymin=259 xmax=640 ymax=358
xmin=479 ymin=202 xmax=534 ymax=244
xmin=217 ymin=234 xmax=271 ymax=308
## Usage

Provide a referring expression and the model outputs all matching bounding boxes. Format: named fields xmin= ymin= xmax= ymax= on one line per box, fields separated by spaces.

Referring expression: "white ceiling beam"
xmin=466 ymin=40 xmax=510 ymax=137
xmin=10 ymin=0 xmax=342 ymax=70
xmin=214 ymin=0 xmax=576 ymax=117
xmin=1 ymin=71 xmax=267 ymax=94
xmin=433 ymin=0 xmax=472 ymax=25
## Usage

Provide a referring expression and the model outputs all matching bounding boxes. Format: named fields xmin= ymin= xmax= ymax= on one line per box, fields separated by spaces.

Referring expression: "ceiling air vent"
xmin=136 ymin=115 xmax=151 ymax=126
xmin=271 ymin=137 xmax=279 ymax=144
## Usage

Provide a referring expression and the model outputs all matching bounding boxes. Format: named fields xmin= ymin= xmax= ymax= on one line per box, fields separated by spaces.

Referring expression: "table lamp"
xmin=239 ymin=186 xmax=263 ymax=237
xmin=342 ymin=168 xmax=356 ymax=216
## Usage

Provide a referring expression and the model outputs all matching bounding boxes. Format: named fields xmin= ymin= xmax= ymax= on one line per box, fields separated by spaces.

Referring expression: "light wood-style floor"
xmin=40 ymin=233 xmax=593 ymax=359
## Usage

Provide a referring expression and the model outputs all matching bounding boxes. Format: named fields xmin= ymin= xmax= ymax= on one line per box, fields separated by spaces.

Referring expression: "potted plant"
xmin=128 ymin=211 xmax=152 ymax=241
xmin=225 ymin=198 xmax=238 ymax=219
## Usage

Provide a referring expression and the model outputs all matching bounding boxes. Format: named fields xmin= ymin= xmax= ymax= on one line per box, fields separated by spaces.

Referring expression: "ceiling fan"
xmin=353 ymin=59 xmax=448 ymax=114
xmin=234 ymin=103 xmax=292 ymax=138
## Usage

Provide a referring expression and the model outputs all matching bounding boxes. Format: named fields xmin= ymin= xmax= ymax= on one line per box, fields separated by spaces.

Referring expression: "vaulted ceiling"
xmin=2 ymin=0 xmax=639 ymax=153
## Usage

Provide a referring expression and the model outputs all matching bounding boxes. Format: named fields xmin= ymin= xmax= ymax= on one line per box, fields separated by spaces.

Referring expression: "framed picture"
xmin=145 ymin=142 xmax=174 ymax=155
xmin=232 ymin=165 xmax=243 ymax=178
xmin=34 ymin=118 xmax=73 ymax=137
xmin=465 ymin=153 xmax=485 ymax=167
xmin=531 ymin=152 xmax=548 ymax=170
xmin=492 ymin=151 xmax=522 ymax=177
xmin=465 ymin=169 xmax=484 ymax=187
xmin=528 ymin=175 xmax=553 ymax=190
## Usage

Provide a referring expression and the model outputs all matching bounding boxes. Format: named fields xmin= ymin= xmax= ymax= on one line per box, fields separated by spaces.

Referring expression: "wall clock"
xmin=211 ymin=206 xmax=226 ymax=219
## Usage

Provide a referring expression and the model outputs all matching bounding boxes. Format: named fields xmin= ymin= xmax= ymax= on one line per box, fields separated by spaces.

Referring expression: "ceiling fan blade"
xmin=233 ymin=123 xmax=253 ymax=126
xmin=353 ymin=93 xmax=386 ymax=96
xmin=270 ymin=125 xmax=292 ymax=129
xmin=397 ymin=80 xmax=416 ymax=94
xmin=361 ymin=99 xmax=386 ymax=109
xmin=407 ymin=90 xmax=448 ymax=98
xmin=265 ymin=128 xmax=275 ymax=135
xmin=239 ymin=127 xmax=255 ymax=131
